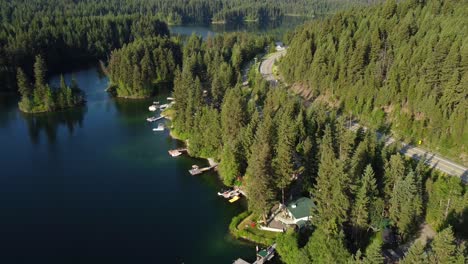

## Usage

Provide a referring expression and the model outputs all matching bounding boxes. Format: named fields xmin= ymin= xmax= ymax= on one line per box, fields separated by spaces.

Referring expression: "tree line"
xmin=280 ymin=0 xmax=467 ymax=164
xmin=0 ymin=0 xmax=386 ymax=93
xmin=0 ymin=12 xmax=169 ymax=92
xmin=17 ymin=55 xmax=84 ymax=113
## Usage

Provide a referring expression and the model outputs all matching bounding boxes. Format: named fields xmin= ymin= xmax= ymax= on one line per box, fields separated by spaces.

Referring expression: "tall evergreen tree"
xmin=351 ymin=165 xmax=378 ymax=246
xmin=401 ymin=241 xmax=427 ymax=264
xmin=244 ymin=141 xmax=275 ymax=223
xmin=312 ymin=125 xmax=350 ymax=232
xmin=16 ymin=68 xmax=31 ymax=96
xmin=389 ymin=171 xmax=422 ymax=240
xmin=273 ymin=107 xmax=297 ymax=204
xmin=33 ymin=54 xmax=47 ymax=91
xmin=428 ymin=226 xmax=463 ymax=264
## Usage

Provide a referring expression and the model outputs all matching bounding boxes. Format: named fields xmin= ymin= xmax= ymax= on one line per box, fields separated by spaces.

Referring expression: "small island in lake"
xmin=17 ymin=55 xmax=85 ymax=114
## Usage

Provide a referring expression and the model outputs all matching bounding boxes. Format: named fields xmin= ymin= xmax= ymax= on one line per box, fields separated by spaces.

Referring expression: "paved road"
xmin=260 ymin=51 xmax=468 ymax=183
xmin=260 ymin=50 xmax=286 ymax=83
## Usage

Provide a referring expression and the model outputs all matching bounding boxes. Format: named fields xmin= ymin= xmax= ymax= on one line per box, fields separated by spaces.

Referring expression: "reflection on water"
xmin=0 ymin=95 xmax=18 ymax=128
xmin=170 ymin=16 xmax=312 ymax=39
xmin=21 ymin=107 xmax=86 ymax=145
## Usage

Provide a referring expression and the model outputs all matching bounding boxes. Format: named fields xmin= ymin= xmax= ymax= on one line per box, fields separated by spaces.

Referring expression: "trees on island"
xmin=17 ymin=55 xmax=84 ymax=113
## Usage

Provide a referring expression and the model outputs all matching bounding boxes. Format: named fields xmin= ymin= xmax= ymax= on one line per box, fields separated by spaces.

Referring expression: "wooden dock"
xmin=189 ymin=165 xmax=216 ymax=175
xmin=168 ymin=148 xmax=187 ymax=157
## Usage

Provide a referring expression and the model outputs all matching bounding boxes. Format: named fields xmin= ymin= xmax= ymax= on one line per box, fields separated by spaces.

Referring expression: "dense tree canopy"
xmin=107 ymin=37 xmax=182 ymax=98
xmin=169 ymin=15 xmax=466 ymax=263
xmin=280 ymin=0 xmax=468 ymax=163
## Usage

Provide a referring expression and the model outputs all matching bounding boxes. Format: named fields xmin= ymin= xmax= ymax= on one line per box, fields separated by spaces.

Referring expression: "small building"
xmin=275 ymin=41 xmax=285 ymax=51
xmin=275 ymin=197 xmax=315 ymax=228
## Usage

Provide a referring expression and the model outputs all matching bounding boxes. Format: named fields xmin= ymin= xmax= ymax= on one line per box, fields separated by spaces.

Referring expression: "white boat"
xmin=167 ymin=97 xmax=175 ymax=101
xmin=149 ymin=105 xmax=157 ymax=111
xmin=153 ymin=101 xmax=160 ymax=105
xmin=159 ymin=104 xmax=169 ymax=110
xmin=153 ymin=123 xmax=165 ymax=131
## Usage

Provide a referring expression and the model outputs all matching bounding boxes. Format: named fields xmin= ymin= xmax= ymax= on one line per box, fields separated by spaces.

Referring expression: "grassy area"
xmin=229 ymin=211 xmax=278 ymax=246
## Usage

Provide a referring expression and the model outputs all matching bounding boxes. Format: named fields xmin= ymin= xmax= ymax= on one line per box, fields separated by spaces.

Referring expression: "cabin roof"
xmin=286 ymin=197 xmax=315 ymax=220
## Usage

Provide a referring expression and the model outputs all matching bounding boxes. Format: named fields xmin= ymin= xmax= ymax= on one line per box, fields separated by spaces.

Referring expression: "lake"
xmin=169 ymin=16 xmax=311 ymax=39
xmin=0 ymin=20 xmax=314 ymax=263
xmin=0 ymin=67 xmax=254 ymax=263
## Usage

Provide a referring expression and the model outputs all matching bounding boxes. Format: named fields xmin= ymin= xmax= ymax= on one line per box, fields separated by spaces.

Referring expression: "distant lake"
xmin=170 ymin=16 xmax=313 ymax=39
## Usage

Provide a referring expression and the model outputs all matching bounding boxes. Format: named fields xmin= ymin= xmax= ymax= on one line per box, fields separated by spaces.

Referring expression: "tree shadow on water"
xmin=21 ymin=107 xmax=86 ymax=145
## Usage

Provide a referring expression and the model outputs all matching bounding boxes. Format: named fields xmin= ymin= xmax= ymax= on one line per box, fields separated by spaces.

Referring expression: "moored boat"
xmin=229 ymin=196 xmax=240 ymax=203
xmin=153 ymin=123 xmax=165 ymax=131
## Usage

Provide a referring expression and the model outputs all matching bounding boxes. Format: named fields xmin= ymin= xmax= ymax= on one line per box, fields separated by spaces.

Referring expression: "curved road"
xmin=260 ymin=50 xmax=286 ymax=83
xmin=260 ymin=51 xmax=467 ymax=183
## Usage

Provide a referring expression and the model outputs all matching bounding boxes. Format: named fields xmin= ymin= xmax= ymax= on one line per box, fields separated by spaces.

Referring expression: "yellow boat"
xmin=229 ymin=196 xmax=240 ymax=203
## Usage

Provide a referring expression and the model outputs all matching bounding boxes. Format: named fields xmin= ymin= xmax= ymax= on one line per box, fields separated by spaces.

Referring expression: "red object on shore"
xmin=250 ymin=222 xmax=256 ymax=227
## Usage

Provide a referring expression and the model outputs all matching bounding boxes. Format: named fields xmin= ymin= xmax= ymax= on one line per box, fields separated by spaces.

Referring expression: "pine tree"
xmin=312 ymin=125 xmax=350 ymax=232
xmin=429 ymin=227 xmax=459 ymax=264
xmin=363 ymin=238 xmax=384 ymax=264
xmin=401 ymin=241 xmax=426 ymax=264
xmin=306 ymin=228 xmax=350 ymax=264
xmin=351 ymin=165 xmax=378 ymax=246
xmin=17 ymin=68 xmax=31 ymax=97
xmin=221 ymin=87 xmax=245 ymax=143
xmin=389 ymin=171 xmax=422 ymax=240
xmin=384 ymin=154 xmax=406 ymax=201
xmin=273 ymin=109 xmax=296 ymax=204
xmin=219 ymin=140 xmax=241 ymax=186
xmin=33 ymin=54 xmax=47 ymax=92
xmin=244 ymin=141 xmax=275 ymax=223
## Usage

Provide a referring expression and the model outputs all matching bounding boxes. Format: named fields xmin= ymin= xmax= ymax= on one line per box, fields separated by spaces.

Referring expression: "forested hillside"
xmin=280 ymin=0 xmax=468 ymax=163
xmin=169 ymin=31 xmax=466 ymax=263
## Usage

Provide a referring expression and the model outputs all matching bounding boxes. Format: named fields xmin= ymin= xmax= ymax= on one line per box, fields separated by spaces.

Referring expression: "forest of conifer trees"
xmin=166 ymin=0 xmax=466 ymax=263
xmin=280 ymin=0 xmax=467 ymax=164
xmin=0 ymin=0 xmax=382 ymax=93
xmin=107 ymin=37 xmax=182 ymax=98
xmin=0 ymin=0 xmax=465 ymax=262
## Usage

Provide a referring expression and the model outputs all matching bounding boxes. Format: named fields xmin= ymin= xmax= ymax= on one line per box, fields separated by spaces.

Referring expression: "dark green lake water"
xmin=0 ymin=67 xmax=253 ymax=263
